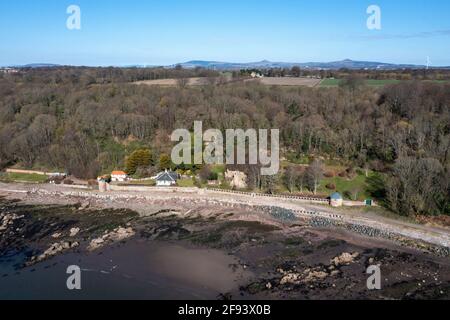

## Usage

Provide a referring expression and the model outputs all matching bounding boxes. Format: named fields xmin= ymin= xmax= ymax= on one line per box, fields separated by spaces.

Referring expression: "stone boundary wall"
xmin=110 ymin=185 xmax=369 ymax=207
xmin=57 ymin=184 xmax=90 ymax=190
xmin=307 ymin=216 xmax=450 ymax=257
xmin=206 ymin=187 xmax=330 ymax=204
xmin=109 ymin=185 xmax=199 ymax=193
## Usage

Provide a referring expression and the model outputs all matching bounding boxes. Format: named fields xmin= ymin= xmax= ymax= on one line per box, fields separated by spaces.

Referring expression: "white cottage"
xmin=111 ymin=171 xmax=128 ymax=182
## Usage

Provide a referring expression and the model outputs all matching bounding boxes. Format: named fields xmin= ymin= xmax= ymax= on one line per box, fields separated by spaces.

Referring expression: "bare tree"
xmin=261 ymin=174 xmax=278 ymax=194
xmin=305 ymin=159 xmax=323 ymax=195
xmin=177 ymin=77 xmax=189 ymax=89
xmin=283 ymin=166 xmax=297 ymax=193
xmin=386 ymin=157 xmax=446 ymax=216
xmin=295 ymin=170 xmax=306 ymax=193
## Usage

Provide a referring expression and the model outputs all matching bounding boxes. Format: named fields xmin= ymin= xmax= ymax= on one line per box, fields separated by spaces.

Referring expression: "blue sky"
xmin=1 ymin=0 xmax=449 ymax=66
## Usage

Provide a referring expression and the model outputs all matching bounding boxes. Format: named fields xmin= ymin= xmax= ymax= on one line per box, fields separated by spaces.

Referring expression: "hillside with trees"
xmin=0 ymin=67 xmax=449 ymax=217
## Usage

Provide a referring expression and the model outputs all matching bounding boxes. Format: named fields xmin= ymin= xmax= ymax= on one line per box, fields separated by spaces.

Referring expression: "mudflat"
xmin=0 ymin=186 xmax=449 ymax=300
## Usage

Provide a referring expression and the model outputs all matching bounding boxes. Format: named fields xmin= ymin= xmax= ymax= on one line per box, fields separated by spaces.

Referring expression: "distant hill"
xmin=21 ymin=63 xmax=62 ymax=68
xmin=6 ymin=60 xmax=450 ymax=70
xmin=173 ymin=59 xmax=449 ymax=70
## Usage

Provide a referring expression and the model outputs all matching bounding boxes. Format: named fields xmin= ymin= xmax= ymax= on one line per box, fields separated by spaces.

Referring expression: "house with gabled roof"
xmin=111 ymin=171 xmax=128 ymax=182
xmin=155 ymin=170 xmax=179 ymax=186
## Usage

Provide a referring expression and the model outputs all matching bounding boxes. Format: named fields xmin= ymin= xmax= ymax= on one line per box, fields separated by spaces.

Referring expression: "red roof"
xmin=111 ymin=171 xmax=127 ymax=175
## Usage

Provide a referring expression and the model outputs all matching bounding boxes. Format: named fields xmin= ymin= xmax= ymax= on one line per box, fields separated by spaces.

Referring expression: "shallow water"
xmin=0 ymin=239 xmax=252 ymax=300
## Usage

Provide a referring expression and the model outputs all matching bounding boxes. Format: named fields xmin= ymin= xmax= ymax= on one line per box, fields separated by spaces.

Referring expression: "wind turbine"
xmin=426 ymin=56 xmax=431 ymax=70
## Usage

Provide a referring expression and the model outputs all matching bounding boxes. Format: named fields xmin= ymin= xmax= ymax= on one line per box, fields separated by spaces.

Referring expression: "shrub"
xmin=325 ymin=183 xmax=336 ymax=190
xmin=208 ymin=171 xmax=219 ymax=181
xmin=199 ymin=165 xmax=217 ymax=182
xmin=63 ymin=179 xmax=74 ymax=185
xmin=346 ymin=167 xmax=356 ymax=176
xmin=126 ymin=149 xmax=152 ymax=175
xmin=158 ymin=153 xmax=172 ymax=171
xmin=87 ymin=179 xmax=98 ymax=186
xmin=47 ymin=176 xmax=65 ymax=184
xmin=324 ymin=171 xmax=335 ymax=178
xmin=192 ymin=177 xmax=201 ymax=188
xmin=369 ymin=159 xmax=386 ymax=172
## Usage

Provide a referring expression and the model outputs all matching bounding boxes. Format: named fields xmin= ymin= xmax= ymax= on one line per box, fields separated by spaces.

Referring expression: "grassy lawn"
xmin=320 ymin=78 xmax=341 ymax=87
xmin=317 ymin=173 xmax=370 ymax=201
xmin=128 ymin=179 xmax=156 ymax=186
xmin=320 ymin=79 xmax=449 ymax=88
xmin=0 ymin=172 xmax=48 ymax=183
xmin=177 ymin=178 xmax=195 ymax=187
xmin=320 ymin=78 xmax=401 ymax=87
xmin=211 ymin=164 xmax=225 ymax=175
xmin=365 ymin=79 xmax=401 ymax=86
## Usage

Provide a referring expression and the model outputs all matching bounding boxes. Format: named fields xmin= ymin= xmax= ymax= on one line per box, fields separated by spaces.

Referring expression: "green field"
xmin=320 ymin=78 xmax=401 ymax=87
xmin=365 ymin=79 xmax=402 ymax=86
xmin=319 ymin=78 xmax=341 ymax=87
xmin=317 ymin=173 xmax=370 ymax=201
xmin=177 ymin=178 xmax=195 ymax=187
xmin=0 ymin=172 xmax=48 ymax=183
xmin=320 ymin=78 xmax=449 ymax=87
xmin=127 ymin=179 xmax=156 ymax=186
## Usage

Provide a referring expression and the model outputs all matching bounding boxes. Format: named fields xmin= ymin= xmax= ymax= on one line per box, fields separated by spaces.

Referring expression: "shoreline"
xmin=1 ymin=183 xmax=450 ymax=300
xmin=1 ymin=182 xmax=449 ymax=256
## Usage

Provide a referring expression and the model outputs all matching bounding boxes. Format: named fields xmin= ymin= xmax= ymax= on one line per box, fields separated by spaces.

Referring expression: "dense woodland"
xmin=0 ymin=67 xmax=449 ymax=216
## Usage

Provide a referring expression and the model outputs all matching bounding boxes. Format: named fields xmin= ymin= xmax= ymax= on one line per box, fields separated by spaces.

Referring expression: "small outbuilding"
xmin=155 ymin=170 xmax=179 ymax=187
xmin=330 ymin=192 xmax=343 ymax=207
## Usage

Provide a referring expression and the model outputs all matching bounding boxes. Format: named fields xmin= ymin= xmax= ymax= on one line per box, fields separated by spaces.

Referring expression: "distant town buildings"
xmin=250 ymin=71 xmax=263 ymax=78
xmin=0 ymin=68 xmax=19 ymax=74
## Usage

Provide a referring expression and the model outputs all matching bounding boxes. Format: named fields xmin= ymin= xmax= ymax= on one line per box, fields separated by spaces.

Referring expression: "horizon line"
xmin=1 ymin=58 xmax=450 ymax=69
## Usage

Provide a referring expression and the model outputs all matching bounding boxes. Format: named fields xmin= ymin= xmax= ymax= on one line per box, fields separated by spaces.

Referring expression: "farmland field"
xmin=319 ymin=78 xmax=401 ymax=87
xmin=247 ymin=77 xmax=321 ymax=87
xmin=319 ymin=78 xmax=449 ymax=87
xmin=319 ymin=78 xmax=341 ymax=87
xmin=135 ymin=77 xmax=322 ymax=87
xmin=134 ymin=77 xmax=208 ymax=86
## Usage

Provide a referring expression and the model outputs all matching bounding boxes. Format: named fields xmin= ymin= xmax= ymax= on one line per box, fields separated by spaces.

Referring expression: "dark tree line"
xmin=241 ymin=67 xmax=450 ymax=81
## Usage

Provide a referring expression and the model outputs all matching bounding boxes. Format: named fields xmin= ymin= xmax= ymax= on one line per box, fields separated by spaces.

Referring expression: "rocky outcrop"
xmin=29 ymin=241 xmax=79 ymax=264
xmin=78 ymin=201 xmax=90 ymax=210
xmin=277 ymin=252 xmax=360 ymax=286
xmin=331 ymin=252 xmax=360 ymax=266
xmin=0 ymin=213 xmax=24 ymax=232
xmin=70 ymin=227 xmax=80 ymax=237
xmin=224 ymin=170 xmax=247 ymax=189
xmin=278 ymin=266 xmax=333 ymax=285
xmin=88 ymin=227 xmax=135 ymax=251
